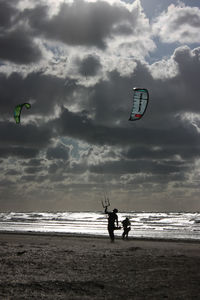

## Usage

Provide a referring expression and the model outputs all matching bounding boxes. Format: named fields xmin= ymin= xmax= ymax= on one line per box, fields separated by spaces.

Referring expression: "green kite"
xmin=14 ymin=103 xmax=31 ymax=124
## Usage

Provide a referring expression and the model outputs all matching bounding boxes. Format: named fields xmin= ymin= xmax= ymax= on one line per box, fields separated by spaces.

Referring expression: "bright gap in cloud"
xmin=181 ymin=112 xmax=200 ymax=133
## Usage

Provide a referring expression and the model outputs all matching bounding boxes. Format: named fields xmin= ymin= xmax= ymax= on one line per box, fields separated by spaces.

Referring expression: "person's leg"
xmin=108 ymin=226 xmax=115 ymax=242
xmin=126 ymin=227 xmax=130 ymax=239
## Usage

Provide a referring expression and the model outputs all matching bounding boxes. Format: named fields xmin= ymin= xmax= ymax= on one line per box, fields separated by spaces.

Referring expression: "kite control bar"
xmin=101 ymin=197 xmax=110 ymax=208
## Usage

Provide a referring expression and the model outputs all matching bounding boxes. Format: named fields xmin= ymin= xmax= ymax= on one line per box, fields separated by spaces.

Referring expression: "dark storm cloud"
xmin=1 ymin=44 xmax=199 ymax=175
xmin=172 ymin=46 xmax=200 ymax=112
xmin=46 ymin=145 xmax=70 ymax=160
xmin=143 ymin=46 xmax=200 ymax=130
xmin=6 ymin=169 xmax=20 ymax=176
xmin=91 ymin=66 xmax=152 ymax=126
xmin=34 ymin=175 xmax=48 ymax=183
xmin=86 ymin=47 xmax=200 ymax=129
xmin=126 ymin=172 xmax=186 ymax=186
xmin=20 ymin=175 xmax=36 ymax=182
xmin=0 ymin=146 xmax=39 ymax=158
xmin=0 ymin=1 xmax=199 ymax=211
xmin=48 ymin=161 xmax=67 ymax=174
xmin=50 ymin=47 xmax=200 ymax=186
xmin=24 ymin=158 xmax=43 ymax=167
xmin=20 ymin=174 xmax=47 ymax=183
xmin=123 ymin=145 xmax=200 ymax=161
xmin=0 ymin=0 xmax=42 ymax=64
xmin=0 ymin=72 xmax=66 ymax=117
xmin=25 ymin=166 xmax=43 ymax=174
xmin=0 ymin=0 xmax=19 ymax=29
xmin=0 ymin=28 xmax=42 ymax=64
xmin=89 ymin=159 xmax=187 ymax=176
xmin=54 ymin=107 xmax=199 ymax=150
xmin=68 ymin=161 xmax=88 ymax=175
xmin=78 ymin=55 xmax=101 ymax=76
xmin=23 ymin=0 xmax=134 ymax=48
xmin=0 ymin=121 xmax=52 ymax=158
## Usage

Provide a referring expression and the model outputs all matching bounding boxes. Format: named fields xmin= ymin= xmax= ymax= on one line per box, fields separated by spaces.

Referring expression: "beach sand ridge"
xmin=0 ymin=233 xmax=200 ymax=299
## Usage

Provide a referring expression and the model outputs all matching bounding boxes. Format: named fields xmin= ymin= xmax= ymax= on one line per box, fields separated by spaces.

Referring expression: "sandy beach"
xmin=0 ymin=233 xmax=200 ymax=299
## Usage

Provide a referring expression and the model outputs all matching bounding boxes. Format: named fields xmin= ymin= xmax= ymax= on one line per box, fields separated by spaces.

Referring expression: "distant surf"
xmin=0 ymin=211 xmax=200 ymax=241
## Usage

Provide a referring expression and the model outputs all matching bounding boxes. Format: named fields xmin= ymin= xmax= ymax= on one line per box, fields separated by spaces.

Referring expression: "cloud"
xmin=23 ymin=0 xmax=133 ymax=49
xmin=0 ymin=0 xmax=200 ymax=211
xmin=89 ymin=158 xmax=187 ymax=176
xmin=0 ymin=0 xmax=155 ymax=79
xmin=25 ymin=166 xmax=43 ymax=174
xmin=46 ymin=144 xmax=70 ymax=160
xmin=78 ymin=55 xmax=102 ymax=77
xmin=0 ymin=0 xmax=19 ymax=29
xmin=0 ymin=146 xmax=39 ymax=158
xmin=153 ymin=4 xmax=200 ymax=44
xmin=0 ymin=28 xmax=42 ymax=64
xmin=0 ymin=72 xmax=66 ymax=118
xmin=0 ymin=1 xmax=42 ymax=64
xmin=54 ymin=107 xmax=199 ymax=149
xmin=0 ymin=121 xmax=53 ymax=158
xmin=122 ymin=145 xmax=199 ymax=161
xmin=24 ymin=158 xmax=43 ymax=167
xmin=149 ymin=46 xmax=200 ymax=118
xmin=18 ymin=0 xmax=155 ymax=63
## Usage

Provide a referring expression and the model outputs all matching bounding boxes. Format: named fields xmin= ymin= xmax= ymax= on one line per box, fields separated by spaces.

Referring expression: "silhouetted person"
xmin=122 ymin=217 xmax=131 ymax=240
xmin=105 ymin=206 xmax=119 ymax=242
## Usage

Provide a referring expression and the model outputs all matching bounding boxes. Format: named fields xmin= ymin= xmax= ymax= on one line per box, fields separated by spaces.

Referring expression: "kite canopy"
xmin=129 ymin=88 xmax=149 ymax=121
xmin=14 ymin=103 xmax=31 ymax=124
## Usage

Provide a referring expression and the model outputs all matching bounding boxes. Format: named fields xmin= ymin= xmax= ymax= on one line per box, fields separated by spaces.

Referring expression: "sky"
xmin=0 ymin=0 xmax=200 ymax=212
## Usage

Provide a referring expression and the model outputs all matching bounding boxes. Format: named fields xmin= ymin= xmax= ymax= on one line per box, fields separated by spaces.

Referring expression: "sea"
xmin=0 ymin=211 xmax=200 ymax=241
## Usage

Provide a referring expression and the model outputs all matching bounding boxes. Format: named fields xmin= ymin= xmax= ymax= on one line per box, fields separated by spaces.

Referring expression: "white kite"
xmin=129 ymin=88 xmax=149 ymax=121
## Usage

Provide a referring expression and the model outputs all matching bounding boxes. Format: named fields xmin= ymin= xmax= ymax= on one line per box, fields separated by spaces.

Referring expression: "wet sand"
xmin=0 ymin=233 xmax=200 ymax=299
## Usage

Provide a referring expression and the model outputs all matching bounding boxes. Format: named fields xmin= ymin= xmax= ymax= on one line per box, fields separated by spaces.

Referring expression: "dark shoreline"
xmin=0 ymin=230 xmax=200 ymax=244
